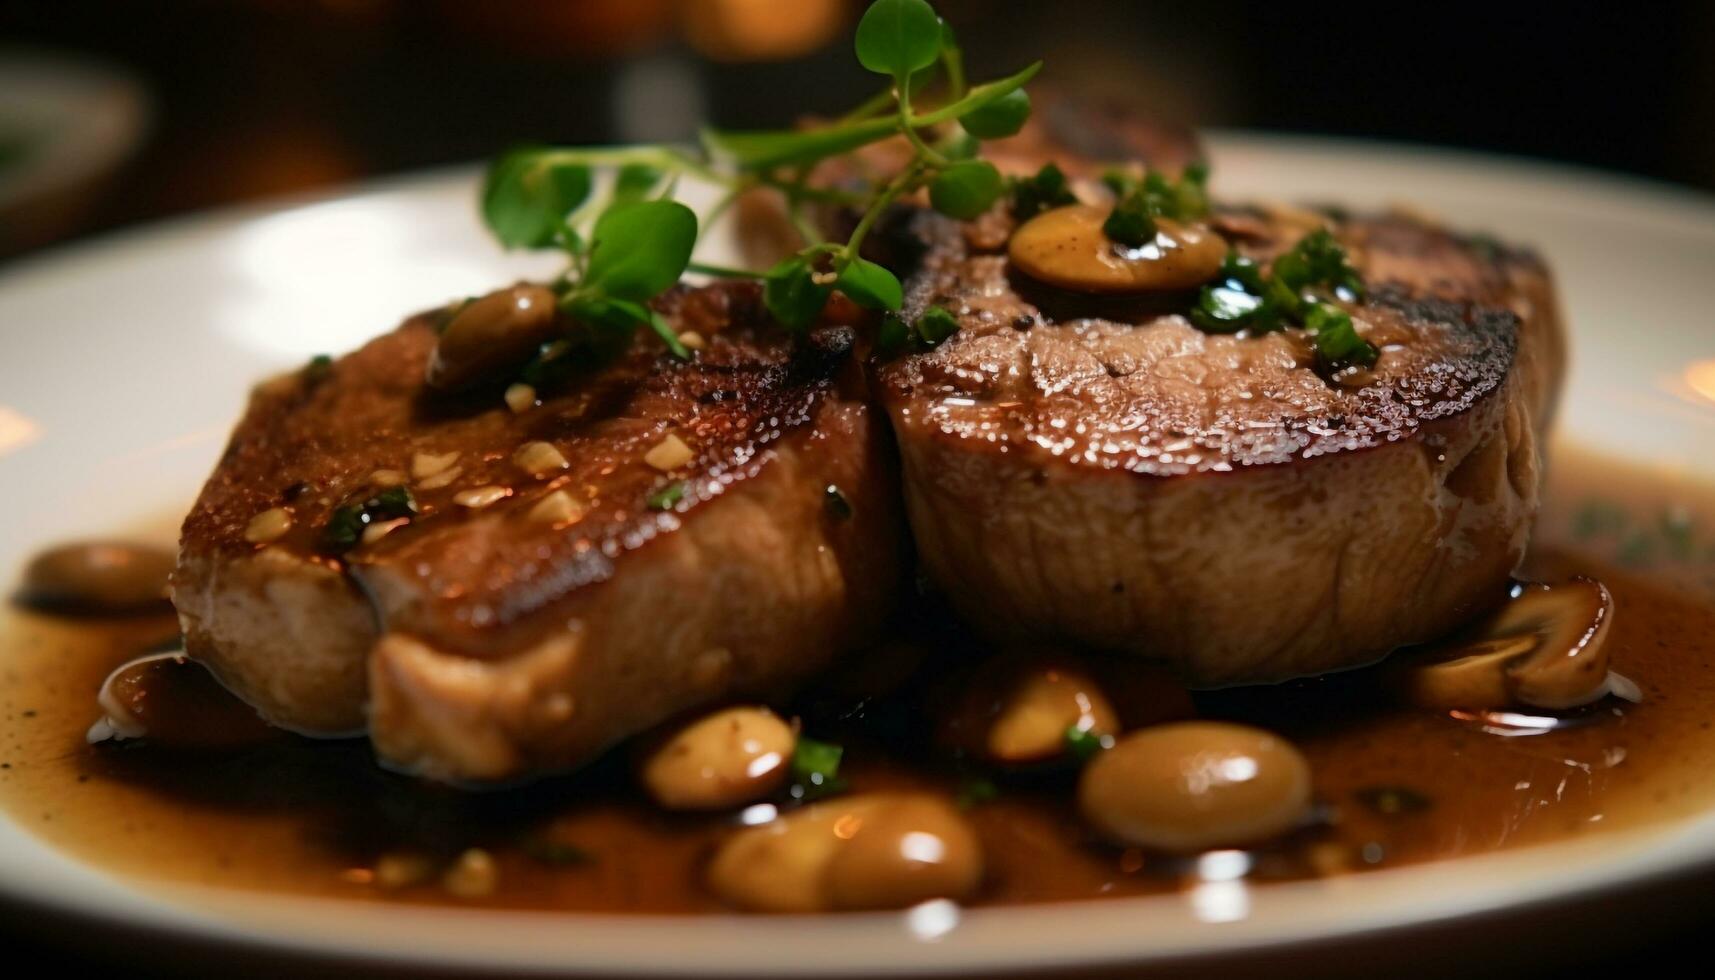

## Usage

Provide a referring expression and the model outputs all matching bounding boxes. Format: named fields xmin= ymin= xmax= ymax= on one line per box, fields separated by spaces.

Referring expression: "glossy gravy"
xmin=3 ymin=445 xmax=1714 ymax=913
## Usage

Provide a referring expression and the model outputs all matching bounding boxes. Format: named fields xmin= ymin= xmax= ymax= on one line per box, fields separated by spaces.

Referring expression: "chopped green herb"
xmin=647 ymin=481 xmax=687 ymax=511
xmin=1064 ymin=725 xmax=1110 ymax=762
xmin=1355 ymin=786 xmax=1433 ymax=816
xmin=1101 ymin=165 xmax=1209 ymax=248
xmin=956 ymin=776 xmax=1000 ymax=809
xmin=915 ymin=306 xmax=960 ymax=346
xmin=302 ymin=354 xmax=333 ymax=384
xmin=321 ymin=486 xmax=418 ymax=553
xmin=824 ymin=485 xmax=854 ymax=521
xmin=791 ymin=736 xmax=846 ymax=800
xmin=1617 ymin=530 xmax=1656 ymax=567
xmin=1572 ymin=500 xmax=1628 ymax=539
xmin=1660 ymin=506 xmax=1696 ymax=560
xmin=1010 ymin=162 xmax=1076 ymax=220
xmin=1305 ymin=302 xmax=1379 ymax=368
xmin=1189 ymin=229 xmax=1372 ymax=371
xmin=1102 ymin=192 xmax=1157 ymax=248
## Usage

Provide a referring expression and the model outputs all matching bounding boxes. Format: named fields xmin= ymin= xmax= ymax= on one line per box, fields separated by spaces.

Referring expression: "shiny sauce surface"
xmin=3 ymin=445 xmax=1714 ymax=913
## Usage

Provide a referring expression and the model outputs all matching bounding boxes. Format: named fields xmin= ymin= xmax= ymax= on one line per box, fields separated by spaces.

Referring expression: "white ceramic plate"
xmin=2 ymin=134 xmax=1714 ymax=976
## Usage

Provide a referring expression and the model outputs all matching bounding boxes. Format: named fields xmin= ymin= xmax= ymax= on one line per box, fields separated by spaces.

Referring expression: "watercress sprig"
xmin=479 ymin=0 xmax=1040 ymax=362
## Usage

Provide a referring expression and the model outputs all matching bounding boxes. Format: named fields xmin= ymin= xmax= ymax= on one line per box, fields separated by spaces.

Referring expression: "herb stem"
xmin=687 ymin=261 xmax=762 ymax=279
xmin=535 ymin=145 xmax=730 ymax=188
xmin=844 ymin=162 xmax=922 ymax=260
xmin=941 ymin=45 xmax=966 ymax=101
xmin=839 ymin=87 xmax=899 ymax=125
xmin=895 ymin=76 xmax=950 ymax=168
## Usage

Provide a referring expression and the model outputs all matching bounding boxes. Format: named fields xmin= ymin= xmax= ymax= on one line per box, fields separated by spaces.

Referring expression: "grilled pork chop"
xmin=875 ymin=205 xmax=1564 ymax=684
xmin=174 ymin=282 xmax=902 ymax=782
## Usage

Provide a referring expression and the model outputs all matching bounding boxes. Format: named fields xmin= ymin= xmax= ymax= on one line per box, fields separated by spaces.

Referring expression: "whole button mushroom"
xmin=705 ymin=793 xmax=984 ymax=913
xmin=20 ymin=541 xmax=175 ymax=614
xmin=426 ymin=283 xmax=562 ymax=391
xmin=1009 ymin=204 xmax=1226 ymax=294
xmin=1402 ymin=578 xmax=1627 ymax=711
xmin=822 ymin=795 xmax=984 ymax=911
xmin=940 ymin=653 xmax=1121 ymax=765
xmin=1078 ymin=722 xmax=1312 ymax=853
xmin=637 ymin=706 xmax=796 ymax=811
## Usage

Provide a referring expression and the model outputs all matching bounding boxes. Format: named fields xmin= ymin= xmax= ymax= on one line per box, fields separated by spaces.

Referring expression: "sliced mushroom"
xmin=939 ymin=652 xmax=1121 ymax=765
xmin=426 ymin=283 xmax=561 ymax=391
xmin=87 ymin=651 xmax=277 ymax=750
xmin=1402 ymin=578 xmax=1621 ymax=711
xmin=1008 ymin=204 xmax=1226 ymax=293
xmin=705 ymin=793 xmax=983 ymax=913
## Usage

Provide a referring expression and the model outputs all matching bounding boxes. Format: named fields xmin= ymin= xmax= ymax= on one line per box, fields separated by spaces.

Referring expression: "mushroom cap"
xmin=1403 ymin=578 xmax=1615 ymax=711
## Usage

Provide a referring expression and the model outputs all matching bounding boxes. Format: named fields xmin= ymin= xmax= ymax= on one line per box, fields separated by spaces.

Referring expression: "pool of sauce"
xmin=2 ymin=444 xmax=1714 ymax=913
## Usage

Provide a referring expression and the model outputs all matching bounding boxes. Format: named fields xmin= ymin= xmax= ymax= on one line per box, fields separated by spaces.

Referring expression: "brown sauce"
xmin=3 ymin=443 xmax=1714 ymax=913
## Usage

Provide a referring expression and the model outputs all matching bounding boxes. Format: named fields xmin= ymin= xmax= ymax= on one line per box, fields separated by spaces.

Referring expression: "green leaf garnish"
xmin=959 ymin=88 xmax=1030 ymax=140
xmin=835 ymin=256 xmax=904 ymax=311
xmin=701 ymin=60 xmax=1041 ymax=172
xmin=582 ymin=200 xmax=698 ymax=302
xmin=854 ymin=0 xmax=943 ymax=77
xmin=473 ymin=1 xmax=1045 ymax=393
xmin=482 ymin=148 xmax=592 ymax=250
xmin=930 ymin=159 xmax=1002 ymax=219
xmin=763 ymin=256 xmax=833 ymax=329
xmin=611 ymin=162 xmax=664 ymax=203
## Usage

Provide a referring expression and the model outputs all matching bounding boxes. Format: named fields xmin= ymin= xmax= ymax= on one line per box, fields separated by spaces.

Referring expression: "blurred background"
xmin=2 ymin=0 xmax=1712 ymax=262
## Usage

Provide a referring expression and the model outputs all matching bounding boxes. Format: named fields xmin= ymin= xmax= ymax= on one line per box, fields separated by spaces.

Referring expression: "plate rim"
xmin=3 ymin=132 xmax=1715 ymax=974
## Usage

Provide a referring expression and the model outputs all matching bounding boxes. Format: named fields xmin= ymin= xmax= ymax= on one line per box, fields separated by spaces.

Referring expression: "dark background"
xmin=2 ymin=0 xmax=1714 ymax=973
xmin=1 ymin=0 xmax=1713 ymax=258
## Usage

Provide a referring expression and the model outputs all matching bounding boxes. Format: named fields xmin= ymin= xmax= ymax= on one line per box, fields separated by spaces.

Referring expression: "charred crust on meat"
xmin=876 ymin=210 xmax=1526 ymax=478
xmin=178 ymin=279 xmax=874 ymax=650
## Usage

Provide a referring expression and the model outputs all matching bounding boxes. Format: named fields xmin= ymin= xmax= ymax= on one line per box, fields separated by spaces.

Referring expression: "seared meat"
xmin=875 ymin=207 xmax=1564 ymax=684
xmin=174 ymin=282 xmax=902 ymax=782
